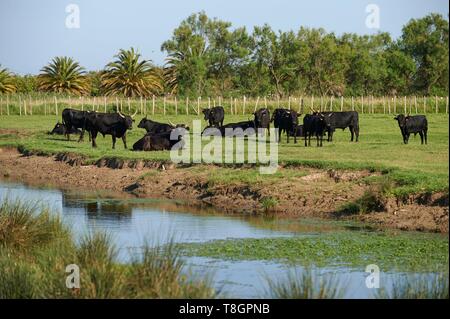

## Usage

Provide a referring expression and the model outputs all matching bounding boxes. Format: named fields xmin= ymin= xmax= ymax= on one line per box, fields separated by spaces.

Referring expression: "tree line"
xmin=0 ymin=12 xmax=448 ymax=98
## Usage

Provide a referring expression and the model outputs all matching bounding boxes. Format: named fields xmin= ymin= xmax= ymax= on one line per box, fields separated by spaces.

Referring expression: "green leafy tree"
xmin=13 ymin=75 xmax=38 ymax=94
xmin=400 ymin=13 xmax=449 ymax=95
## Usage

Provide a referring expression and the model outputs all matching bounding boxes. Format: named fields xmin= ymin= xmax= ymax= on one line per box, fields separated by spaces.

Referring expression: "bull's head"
xmin=50 ymin=122 xmax=65 ymax=134
xmin=289 ymin=110 xmax=299 ymax=126
xmin=202 ymin=109 xmax=211 ymax=121
xmin=118 ymin=110 xmax=136 ymax=129
xmin=138 ymin=117 xmax=147 ymax=129
xmin=394 ymin=114 xmax=406 ymax=128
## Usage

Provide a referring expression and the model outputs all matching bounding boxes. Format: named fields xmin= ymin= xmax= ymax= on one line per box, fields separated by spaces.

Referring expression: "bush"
xmin=0 ymin=199 xmax=216 ymax=299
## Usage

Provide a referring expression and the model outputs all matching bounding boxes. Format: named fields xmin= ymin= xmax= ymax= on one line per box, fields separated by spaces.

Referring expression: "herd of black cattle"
xmin=49 ymin=106 xmax=429 ymax=151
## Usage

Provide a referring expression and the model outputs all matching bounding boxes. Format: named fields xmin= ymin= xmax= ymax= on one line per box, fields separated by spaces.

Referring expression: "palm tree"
xmin=0 ymin=66 xmax=16 ymax=94
xmin=101 ymin=48 xmax=162 ymax=97
xmin=38 ymin=57 xmax=89 ymax=95
xmin=163 ymin=51 xmax=183 ymax=95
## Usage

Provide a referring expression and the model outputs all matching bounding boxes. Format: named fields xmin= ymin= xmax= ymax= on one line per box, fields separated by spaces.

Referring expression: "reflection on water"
xmin=0 ymin=182 xmax=298 ymax=257
xmin=0 ymin=181 xmax=444 ymax=299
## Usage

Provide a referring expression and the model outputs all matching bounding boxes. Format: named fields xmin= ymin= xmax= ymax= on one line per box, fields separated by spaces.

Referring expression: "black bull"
xmin=86 ymin=112 xmax=135 ymax=149
xmin=133 ymin=128 xmax=187 ymax=151
xmin=203 ymin=106 xmax=225 ymax=127
xmin=61 ymin=108 xmax=92 ymax=141
xmin=321 ymin=111 xmax=360 ymax=142
xmin=49 ymin=122 xmax=81 ymax=135
xmin=137 ymin=117 xmax=189 ymax=134
xmin=394 ymin=114 xmax=428 ymax=145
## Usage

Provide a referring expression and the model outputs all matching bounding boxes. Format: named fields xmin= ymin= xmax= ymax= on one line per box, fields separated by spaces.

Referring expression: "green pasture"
xmin=0 ymin=113 xmax=448 ymax=195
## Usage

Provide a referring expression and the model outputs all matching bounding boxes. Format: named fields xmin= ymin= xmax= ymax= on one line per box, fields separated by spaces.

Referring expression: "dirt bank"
xmin=0 ymin=147 xmax=448 ymax=233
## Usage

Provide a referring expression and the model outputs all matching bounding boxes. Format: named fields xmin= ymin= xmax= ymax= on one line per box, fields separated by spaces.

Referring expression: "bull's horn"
xmin=168 ymin=119 xmax=175 ymax=127
xmin=131 ymin=109 xmax=138 ymax=118
xmin=118 ymin=111 xmax=125 ymax=118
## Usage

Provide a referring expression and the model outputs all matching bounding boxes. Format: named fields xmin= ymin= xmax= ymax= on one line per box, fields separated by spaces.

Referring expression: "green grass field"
xmin=0 ymin=113 xmax=448 ymax=195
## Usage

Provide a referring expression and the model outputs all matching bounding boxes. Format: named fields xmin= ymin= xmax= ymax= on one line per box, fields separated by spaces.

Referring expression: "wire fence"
xmin=0 ymin=94 xmax=448 ymax=117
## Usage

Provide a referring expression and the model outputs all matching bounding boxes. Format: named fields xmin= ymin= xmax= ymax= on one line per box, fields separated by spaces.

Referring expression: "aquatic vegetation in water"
xmin=180 ymin=232 xmax=449 ymax=272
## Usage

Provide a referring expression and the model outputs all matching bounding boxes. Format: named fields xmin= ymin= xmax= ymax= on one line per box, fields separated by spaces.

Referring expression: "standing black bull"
xmin=271 ymin=108 xmax=299 ymax=143
xmin=321 ymin=111 xmax=359 ymax=142
xmin=203 ymin=106 xmax=224 ymax=128
xmin=394 ymin=114 xmax=428 ymax=145
xmin=137 ymin=117 xmax=189 ymax=134
xmin=303 ymin=113 xmax=327 ymax=147
xmin=61 ymin=108 xmax=92 ymax=141
xmin=253 ymin=108 xmax=271 ymax=136
xmin=86 ymin=111 xmax=136 ymax=149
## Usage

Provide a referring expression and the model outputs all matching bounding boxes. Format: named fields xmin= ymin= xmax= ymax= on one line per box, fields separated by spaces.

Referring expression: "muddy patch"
xmin=0 ymin=147 xmax=448 ymax=233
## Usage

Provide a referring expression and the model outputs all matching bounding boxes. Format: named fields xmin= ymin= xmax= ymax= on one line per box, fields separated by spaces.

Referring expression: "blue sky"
xmin=0 ymin=0 xmax=448 ymax=74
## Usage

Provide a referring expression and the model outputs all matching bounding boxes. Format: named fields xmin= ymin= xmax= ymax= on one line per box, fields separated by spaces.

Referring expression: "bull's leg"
xmin=304 ymin=134 xmax=307 ymax=147
xmin=349 ymin=126 xmax=354 ymax=142
xmin=122 ymin=134 xmax=127 ymax=149
xmin=78 ymin=129 xmax=84 ymax=143
xmin=278 ymin=128 xmax=282 ymax=143
xmin=286 ymin=130 xmax=290 ymax=144
xmin=294 ymin=130 xmax=297 ymax=144
xmin=424 ymin=130 xmax=428 ymax=144
xmin=419 ymin=131 xmax=424 ymax=144
xmin=355 ymin=127 xmax=359 ymax=142
xmin=112 ymin=135 xmax=117 ymax=149
xmin=267 ymin=124 xmax=270 ymax=137
xmin=91 ymin=131 xmax=98 ymax=148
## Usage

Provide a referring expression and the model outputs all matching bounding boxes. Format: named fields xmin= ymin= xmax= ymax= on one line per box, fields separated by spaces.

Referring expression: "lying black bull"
xmin=49 ymin=122 xmax=81 ymax=135
xmin=271 ymin=108 xmax=299 ymax=143
xmin=137 ymin=117 xmax=189 ymax=134
xmin=203 ymin=106 xmax=225 ymax=128
xmin=133 ymin=128 xmax=187 ymax=151
xmin=394 ymin=114 xmax=428 ymax=145
xmin=61 ymin=108 xmax=92 ymax=141
xmin=320 ymin=111 xmax=359 ymax=142
xmin=253 ymin=108 xmax=271 ymax=136
xmin=86 ymin=111 xmax=136 ymax=149
xmin=202 ymin=120 xmax=255 ymax=137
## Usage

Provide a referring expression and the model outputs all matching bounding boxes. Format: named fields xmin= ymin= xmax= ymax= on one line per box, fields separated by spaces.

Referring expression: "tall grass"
xmin=0 ymin=198 xmax=216 ymax=299
xmin=264 ymin=268 xmax=347 ymax=299
xmin=377 ymin=273 xmax=449 ymax=299
xmin=0 ymin=199 xmax=71 ymax=251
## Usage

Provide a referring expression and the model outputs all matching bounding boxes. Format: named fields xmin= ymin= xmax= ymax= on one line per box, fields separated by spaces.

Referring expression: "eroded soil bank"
xmin=0 ymin=147 xmax=448 ymax=233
